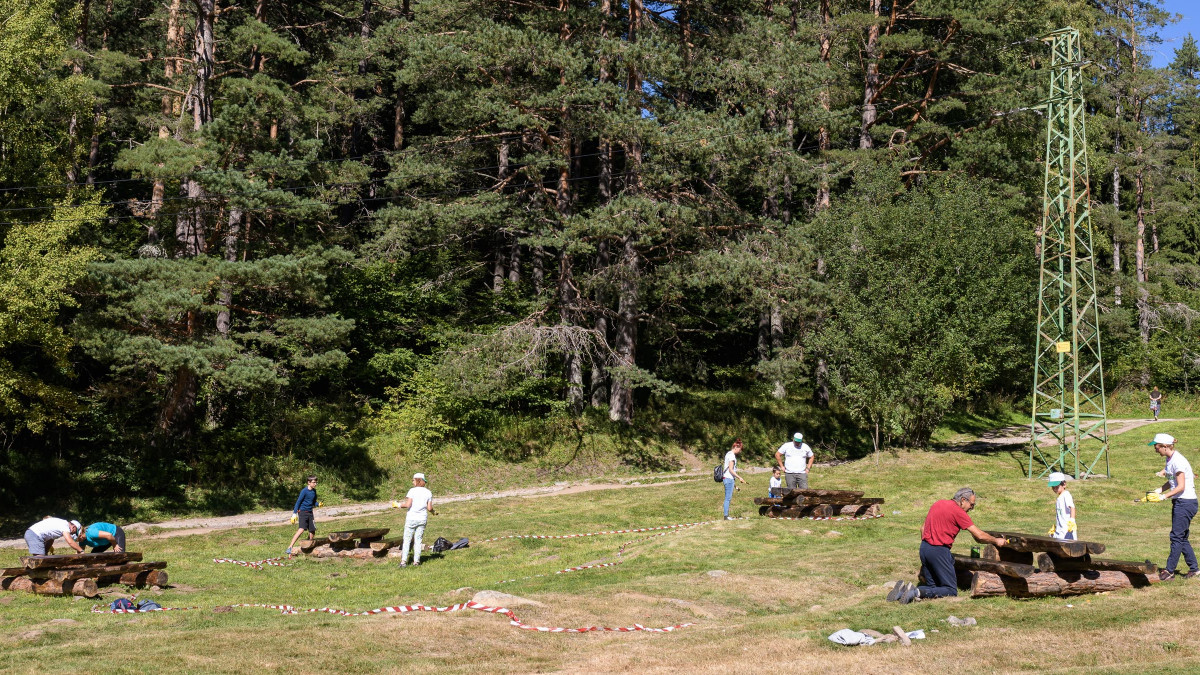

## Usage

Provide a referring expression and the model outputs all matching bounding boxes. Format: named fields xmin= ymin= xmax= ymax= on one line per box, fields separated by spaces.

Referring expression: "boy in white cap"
xmin=1046 ymin=472 xmax=1076 ymax=540
xmin=1151 ymin=433 xmax=1198 ymax=580
xmin=398 ymin=473 xmax=434 ymax=567
xmin=775 ymin=432 xmax=814 ymax=490
xmin=23 ymin=517 xmax=85 ymax=556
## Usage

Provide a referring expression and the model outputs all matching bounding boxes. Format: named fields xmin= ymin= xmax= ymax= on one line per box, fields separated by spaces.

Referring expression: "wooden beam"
xmin=119 ymin=570 xmax=168 ymax=587
xmin=970 ymin=570 xmax=1157 ymax=598
xmin=952 ymin=554 xmax=1034 ymax=578
xmin=327 ymin=529 xmax=389 ymax=543
xmin=1035 ymin=553 xmax=1157 ymax=574
xmin=298 ymin=537 xmax=330 ymax=552
xmin=781 ymin=489 xmax=865 ymax=502
xmin=985 ymin=531 xmax=1104 ymax=557
xmin=981 ymin=544 xmax=1033 ymax=565
xmin=369 ymin=539 xmax=404 ymax=551
xmin=34 ymin=561 xmax=167 ymax=582
xmin=20 ymin=552 xmax=143 ymax=569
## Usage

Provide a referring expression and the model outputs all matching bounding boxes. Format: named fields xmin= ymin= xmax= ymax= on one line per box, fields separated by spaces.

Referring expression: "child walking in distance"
xmin=769 ymin=467 xmax=783 ymax=498
xmin=399 ymin=473 xmax=434 ymax=567
xmin=1046 ymin=472 xmax=1077 ymax=540
xmin=1150 ymin=387 xmax=1163 ymax=422
xmin=286 ymin=475 xmax=319 ymax=555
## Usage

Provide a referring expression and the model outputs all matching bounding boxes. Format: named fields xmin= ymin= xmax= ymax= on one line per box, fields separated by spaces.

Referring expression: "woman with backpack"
xmin=721 ymin=439 xmax=747 ymax=520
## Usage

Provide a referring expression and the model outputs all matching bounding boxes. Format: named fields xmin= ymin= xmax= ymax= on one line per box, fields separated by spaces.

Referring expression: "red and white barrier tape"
xmin=480 ymin=520 xmax=724 ymax=543
xmin=91 ymin=600 xmax=692 ymax=632
xmin=213 ymin=557 xmax=288 ymax=569
xmin=232 ymin=601 xmax=694 ymax=632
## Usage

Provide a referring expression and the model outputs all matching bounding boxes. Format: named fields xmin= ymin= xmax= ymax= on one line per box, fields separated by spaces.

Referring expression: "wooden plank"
xmin=753 ymin=498 xmax=784 ymax=506
xmin=1035 ymin=553 xmax=1157 ymax=574
xmin=298 ymin=537 xmax=330 ymax=551
xmin=327 ymin=529 xmax=389 ymax=543
xmin=780 ymin=489 xmax=865 ymax=502
xmin=970 ymin=570 xmax=1157 ymax=598
xmin=119 ymin=569 xmax=168 ymax=587
xmin=1 ymin=567 xmax=28 ymax=577
xmin=892 ymin=626 xmax=911 ymax=647
xmin=985 ymin=531 xmax=1103 ymax=557
xmin=981 ymin=544 xmax=1034 ymax=565
xmin=20 ymin=552 xmax=142 ymax=569
xmin=37 ymin=561 xmax=167 ymax=582
xmin=369 ymin=538 xmax=404 ymax=552
xmin=952 ymin=554 xmax=1035 ymax=578
xmin=68 ymin=579 xmax=99 ymax=598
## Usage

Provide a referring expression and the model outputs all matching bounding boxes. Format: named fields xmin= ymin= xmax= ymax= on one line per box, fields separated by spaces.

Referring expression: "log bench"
xmin=1 ymin=552 xmax=167 ymax=598
xmin=293 ymin=528 xmax=402 ymax=559
xmin=755 ymin=489 xmax=884 ymax=519
xmin=952 ymin=531 xmax=1156 ymax=599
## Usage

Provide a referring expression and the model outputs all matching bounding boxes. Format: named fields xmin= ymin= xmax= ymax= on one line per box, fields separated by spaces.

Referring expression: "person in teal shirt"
xmin=82 ymin=522 xmax=126 ymax=553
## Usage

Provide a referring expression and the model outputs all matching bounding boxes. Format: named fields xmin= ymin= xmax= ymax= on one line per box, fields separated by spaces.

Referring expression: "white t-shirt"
xmin=769 ymin=476 xmax=782 ymax=489
xmin=405 ymin=486 xmax=433 ymax=522
xmin=777 ymin=442 xmax=813 ymax=473
xmin=1166 ymin=452 xmax=1197 ymax=500
xmin=722 ymin=451 xmax=737 ymax=480
xmin=28 ymin=518 xmax=71 ymax=542
xmin=1053 ymin=490 xmax=1075 ymax=539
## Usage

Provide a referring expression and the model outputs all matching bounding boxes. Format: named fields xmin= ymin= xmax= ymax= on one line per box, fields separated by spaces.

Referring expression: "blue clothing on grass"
xmin=293 ymin=486 xmax=318 ymax=513
xmin=723 ymin=478 xmax=735 ymax=517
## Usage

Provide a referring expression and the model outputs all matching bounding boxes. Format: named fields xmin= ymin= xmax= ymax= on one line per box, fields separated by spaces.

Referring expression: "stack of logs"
xmin=754 ymin=489 xmax=884 ymax=519
xmin=952 ymin=531 xmax=1159 ymax=598
xmin=0 ymin=552 xmax=167 ymax=598
xmin=296 ymin=529 xmax=408 ymax=559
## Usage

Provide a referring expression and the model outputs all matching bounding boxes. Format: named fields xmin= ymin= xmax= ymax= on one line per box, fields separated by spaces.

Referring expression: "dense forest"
xmin=1 ymin=0 xmax=1197 ymax=522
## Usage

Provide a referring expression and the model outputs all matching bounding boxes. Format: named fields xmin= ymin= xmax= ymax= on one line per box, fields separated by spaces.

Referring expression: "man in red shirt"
xmin=887 ymin=487 xmax=1008 ymax=604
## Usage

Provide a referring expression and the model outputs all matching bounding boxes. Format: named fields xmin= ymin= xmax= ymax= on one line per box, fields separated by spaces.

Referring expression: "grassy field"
xmin=4 ymin=418 xmax=1200 ymax=673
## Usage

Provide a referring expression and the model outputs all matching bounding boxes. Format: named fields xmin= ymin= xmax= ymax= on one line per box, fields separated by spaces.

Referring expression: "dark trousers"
xmin=917 ymin=541 xmax=958 ymax=599
xmin=1168 ymin=499 xmax=1199 ymax=573
xmin=91 ymin=526 xmax=126 ymax=553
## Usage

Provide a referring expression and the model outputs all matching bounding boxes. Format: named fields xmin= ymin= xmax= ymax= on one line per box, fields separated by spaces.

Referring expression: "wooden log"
xmin=334 ymin=547 xmax=376 ymax=559
xmin=753 ymin=498 xmax=785 ymax=506
xmin=1035 ymin=553 xmax=1157 ymax=574
xmin=892 ymin=626 xmax=911 ymax=647
xmin=307 ymin=545 xmax=336 ymax=558
xmin=969 ymin=570 xmax=1158 ymax=598
xmin=119 ymin=570 xmax=168 ymax=587
xmin=952 ymin=554 xmax=1035 ymax=578
xmin=327 ymin=529 xmax=389 ymax=543
xmin=1 ymin=576 xmax=31 ymax=591
xmin=68 ymin=579 xmax=99 ymax=598
xmin=358 ymin=534 xmax=385 ymax=545
xmin=780 ymin=489 xmax=865 ymax=503
xmin=298 ymin=537 xmax=330 ymax=552
xmin=38 ymin=562 xmax=168 ymax=582
xmin=836 ymin=504 xmax=881 ymax=517
xmin=369 ymin=539 xmax=404 ymax=552
xmin=20 ymin=552 xmax=143 ymax=569
xmin=791 ymin=495 xmax=885 ymax=507
xmin=981 ymin=545 xmax=1034 ymax=565
xmin=986 ymin=531 xmax=1104 ymax=557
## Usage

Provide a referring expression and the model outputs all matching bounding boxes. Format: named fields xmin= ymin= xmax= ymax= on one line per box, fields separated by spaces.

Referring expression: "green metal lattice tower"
xmin=1029 ymin=28 xmax=1110 ymax=480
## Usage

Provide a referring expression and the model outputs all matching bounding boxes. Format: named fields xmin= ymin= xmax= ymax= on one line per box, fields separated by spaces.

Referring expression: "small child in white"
xmin=769 ymin=467 xmax=783 ymax=498
xmin=1047 ymin=471 xmax=1077 ymax=540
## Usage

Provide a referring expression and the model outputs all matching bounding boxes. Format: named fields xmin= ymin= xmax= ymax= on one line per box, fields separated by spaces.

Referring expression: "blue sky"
xmin=1150 ymin=0 xmax=1198 ymax=67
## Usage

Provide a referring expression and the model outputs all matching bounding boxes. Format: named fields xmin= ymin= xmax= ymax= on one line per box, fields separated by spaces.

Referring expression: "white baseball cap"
xmin=70 ymin=520 xmax=82 ymax=532
xmin=1148 ymin=433 xmax=1177 ymax=446
xmin=793 ymin=432 xmax=804 ymax=442
xmin=413 ymin=473 xmax=426 ymax=481
xmin=1047 ymin=472 xmax=1068 ymax=486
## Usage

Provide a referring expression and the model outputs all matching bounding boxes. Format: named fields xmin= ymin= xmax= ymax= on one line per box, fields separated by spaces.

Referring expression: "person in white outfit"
xmin=399 ymin=473 xmax=434 ymax=567
xmin=23 ymin=517 xmax=85 ymax=556
xmin=775 ymin=432 xmax=814 ymax=490
xmin=1046 ymin=472 xmax=1076 ymax=540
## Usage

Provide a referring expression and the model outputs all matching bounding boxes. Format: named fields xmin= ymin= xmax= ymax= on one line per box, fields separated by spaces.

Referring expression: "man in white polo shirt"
xmin=1152 ymin=433 xmax=1198 ymax=580
xmin=24 ymin=517 xmax=85 ymax=556
xmin=775 ymin=432 xmax=815 ymax=490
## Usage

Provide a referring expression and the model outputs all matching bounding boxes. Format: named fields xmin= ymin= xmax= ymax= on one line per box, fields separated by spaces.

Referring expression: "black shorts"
xmin=297 ymin=511 xmax=316 ymax=533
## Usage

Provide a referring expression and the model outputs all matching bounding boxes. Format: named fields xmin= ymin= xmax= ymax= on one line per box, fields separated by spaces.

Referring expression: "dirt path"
xmin=0 ymin=467 xmax=772 ymax=549
xmin=3 ymin=418 xmax=1179 ymax=549
xmin=954 ymin=417 xmax=1181 ymax=452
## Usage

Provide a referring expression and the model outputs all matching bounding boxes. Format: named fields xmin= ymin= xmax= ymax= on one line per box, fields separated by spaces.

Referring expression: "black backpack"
xmin=431 ymin=537 xmax=452 ymax=553
xmin=713 ymin=463 xmax=724 ymax=482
